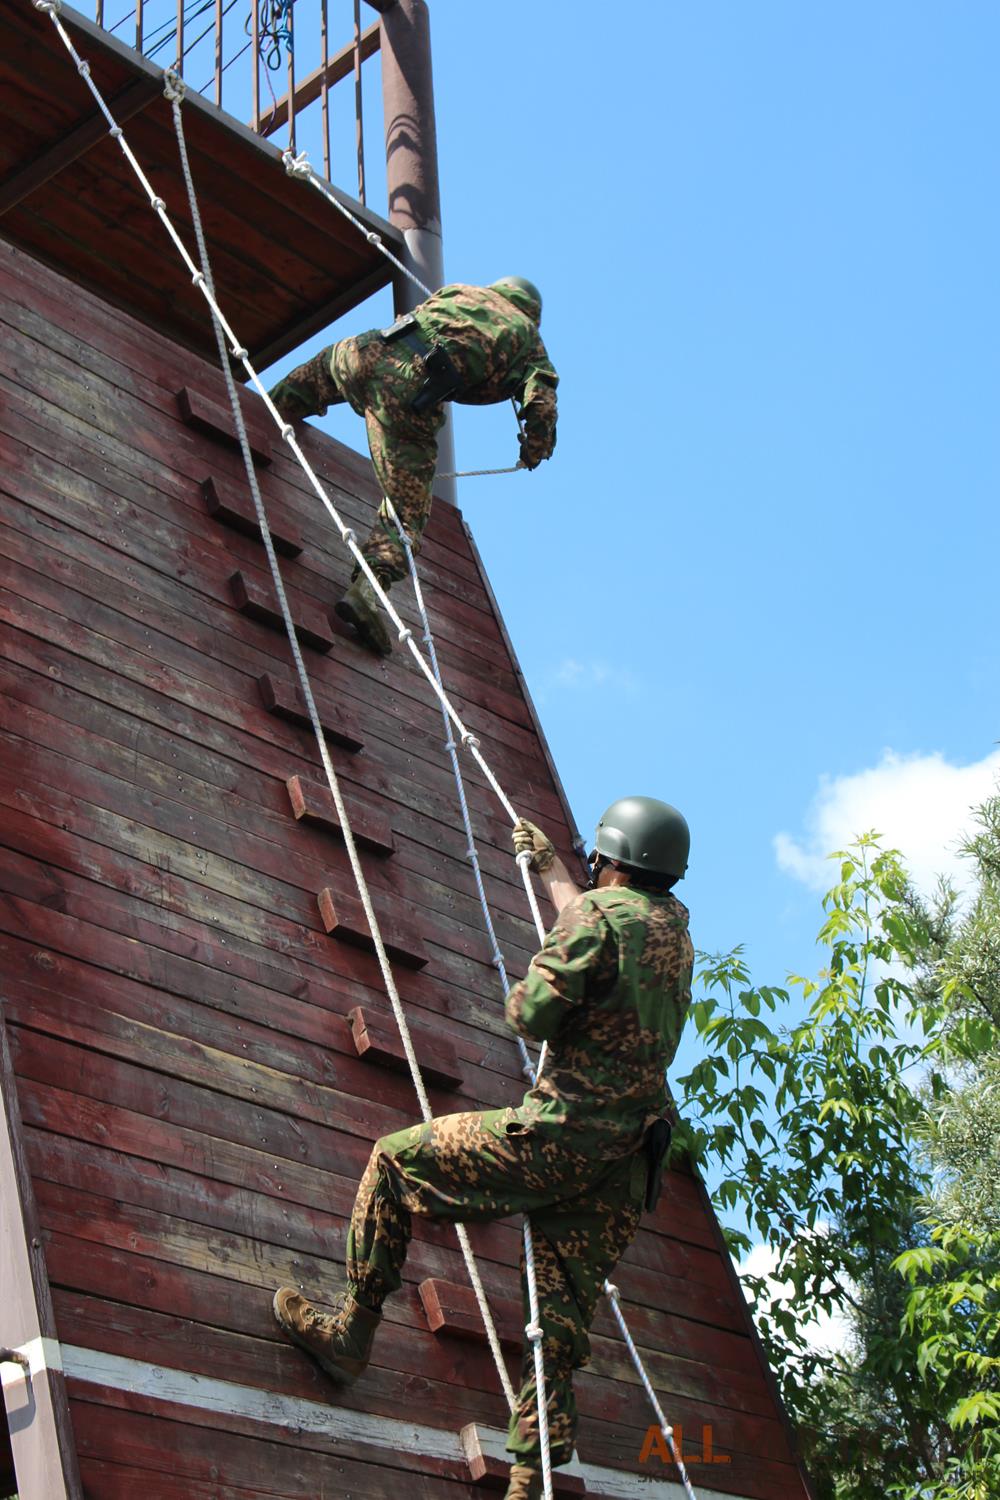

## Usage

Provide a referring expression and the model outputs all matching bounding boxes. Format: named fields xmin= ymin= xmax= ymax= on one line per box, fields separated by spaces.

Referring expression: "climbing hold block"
xmin=419 ymin=1279 xmax=521 ymax=1351
xmin=286 ymin=776 xmax=392 ymax=855
xmin=177 ymin=385 xmax=272 ymax=463
xmin=317 ymin=887 xmax=429 ymax=969
xmin=258 ymin=674 xmax=363 ymax=752
xmin=230 ymin=572 xmax=333 ymax=652
xmin=202 ymin=476 xmax=303 ymax=556
xmin=350 ymin=1008 xmax=461 ymax=1091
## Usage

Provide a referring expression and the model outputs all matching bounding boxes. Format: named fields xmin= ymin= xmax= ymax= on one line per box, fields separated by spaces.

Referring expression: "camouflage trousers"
xmin=272 ymin=334 xmax=445 ymax=584
xmin=345 ymin=1105 xmax=644 ymax=1469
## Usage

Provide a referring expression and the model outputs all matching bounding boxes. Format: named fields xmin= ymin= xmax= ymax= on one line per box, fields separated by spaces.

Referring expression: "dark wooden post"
xmin=376 ymin=0 xmax=457 ymax=504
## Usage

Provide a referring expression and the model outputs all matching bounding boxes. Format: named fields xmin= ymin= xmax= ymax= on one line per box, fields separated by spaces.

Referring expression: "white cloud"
xmin=739 ymin=1238 xmax=853 ymax=1360
xmin=775 ymin=747 xmax=1000 ymax=899
xmin=547 ymin=658 xmax=639 ymax=695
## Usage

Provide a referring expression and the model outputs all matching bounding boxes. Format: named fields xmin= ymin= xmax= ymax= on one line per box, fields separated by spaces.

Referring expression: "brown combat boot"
xmin=504 ymin=1465 xmax=544 ymax=1500
xmin=334 ymin=572 xmax=393 ymax=658
xmin=272 ymin=1286 xmax=381 ymax=1385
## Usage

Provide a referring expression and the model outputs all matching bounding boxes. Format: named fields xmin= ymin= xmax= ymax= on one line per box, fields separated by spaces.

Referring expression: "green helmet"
xmin=594 ymin=796 xmax=690 ymax=879
xmin=491 ymin=276 xmax=542 ymax=324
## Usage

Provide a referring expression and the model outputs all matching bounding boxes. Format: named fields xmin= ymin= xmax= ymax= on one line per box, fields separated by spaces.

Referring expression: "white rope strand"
xmin=158 ymin=68 xmax=517 ymax=1415
xmin=30 ymin=14 xmax=698 ymax=1490
xmin=385 ymin=500 xmax=700 ymax=1500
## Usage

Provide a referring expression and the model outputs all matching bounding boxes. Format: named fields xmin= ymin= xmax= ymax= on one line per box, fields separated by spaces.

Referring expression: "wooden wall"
xmin=0 ymin=238 xmax=811 ymax=1499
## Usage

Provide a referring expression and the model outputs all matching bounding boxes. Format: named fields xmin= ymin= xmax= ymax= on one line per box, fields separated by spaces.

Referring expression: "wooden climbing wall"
xmin=0 ymin=237 xmax=813 ymax=1499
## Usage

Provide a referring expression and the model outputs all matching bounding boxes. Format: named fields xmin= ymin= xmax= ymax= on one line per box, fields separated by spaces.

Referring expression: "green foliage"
xmin=676 ymin=833 xmax=997 ymax=1498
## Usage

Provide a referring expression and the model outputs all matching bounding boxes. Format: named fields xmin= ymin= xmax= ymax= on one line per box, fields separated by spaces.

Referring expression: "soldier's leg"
xmin=268 ymin=346 xmax=344 ymax=420
xmin=358 ymin=408 xmax=440 ymax=584
xmin=506 ymin=1155 xmax=644 ymax=1471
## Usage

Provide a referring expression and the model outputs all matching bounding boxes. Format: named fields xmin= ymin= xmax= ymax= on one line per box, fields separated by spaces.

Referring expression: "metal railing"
xmin=90 ymin=0 xmax=382 ymax=202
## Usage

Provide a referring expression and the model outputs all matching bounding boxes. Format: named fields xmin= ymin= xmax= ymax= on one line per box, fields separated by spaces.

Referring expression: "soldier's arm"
xmin=505 ymin=893 xmax=613 ymax=1042
xmin=517 ymin=349 xmax=558 ymax=469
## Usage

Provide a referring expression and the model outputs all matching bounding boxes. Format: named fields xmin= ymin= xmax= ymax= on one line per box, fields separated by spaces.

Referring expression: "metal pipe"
xmin=286 ymin=0 xmax=295 ymax=151
xmin=379 ymin=0 xmax=456 ymax=503
xmin=251 ymin=0 xmax=260 ymax=130
xmin=215 ymin=0 xmax=223 ymax=105
xmin=354 ymin=0 xmax=365 ymax=204
xmin=321 ymin=0 xmax=330 ymax=178
xmin=96 ymin=0 xmax=104 ymax=27
xmin=176 ymin=0 xmax=184 ymax=71
xmin=135 ymin=0 xmax=142 ymax=53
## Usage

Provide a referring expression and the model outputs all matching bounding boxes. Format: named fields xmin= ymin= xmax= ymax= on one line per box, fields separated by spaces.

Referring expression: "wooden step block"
xmin=460 ymin=1425 xmax=586 ymax=1493
xmin=287 ymin=776 xmax=393 ymax=856
xmin=260 ymin=675 xmax=364 ymax=753
xmin=177 ymin=385 xmax=273 ymax=464
xmin=419 ymin=1278 xmax=521 ymax=1352
xmin=350 ymin=1008 xmax=461 ymax=1092
xmin=230 ymin=572 xmax=333 ymax=652
xmin=318 ymin=887 xmax=429 ymax=969
xmin=202 ymin=476 xmax=303 ymax=557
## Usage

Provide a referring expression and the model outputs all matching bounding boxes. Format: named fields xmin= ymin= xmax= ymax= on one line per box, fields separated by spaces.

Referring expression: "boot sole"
xmin=333 ymin=597 xmax=392 ymax=658
xmin=271 ymin=1290 xmax=362 ymax=1386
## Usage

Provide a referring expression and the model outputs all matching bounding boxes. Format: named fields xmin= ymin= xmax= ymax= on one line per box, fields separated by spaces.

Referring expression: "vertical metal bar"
xmin=96 ymin=0 xmax=104 ymax=27
xmin=354 ymin=0 xmax=365 ymax=204
xmin=176 ymin=0 xmax=184 ymax=72
xmin=286 ymin=0 xmax=296 ymax=152
xmin=215 ymin=0 xmax=223 ymax=106
xmin=251 ymin=0 xmax=260 ymax=130
xmin=135 ymin=0 xmax=142 ymax=53
xmin=321 ymin=0 xmax=330 ymax=179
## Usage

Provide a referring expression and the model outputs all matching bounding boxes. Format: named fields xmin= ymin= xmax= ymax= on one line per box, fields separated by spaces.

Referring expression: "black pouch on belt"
xmin=643 ymin=1118 xmax=672 ymax=1212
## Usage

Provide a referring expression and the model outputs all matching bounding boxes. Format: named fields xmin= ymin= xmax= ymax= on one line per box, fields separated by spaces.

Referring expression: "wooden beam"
xmin=0 ymin=1013 xmax=83 ymax=1498
xmin=256 ymin=21 xmax=381 ymax=138
xmin=0 ymin=76 xmax=161 ymax=218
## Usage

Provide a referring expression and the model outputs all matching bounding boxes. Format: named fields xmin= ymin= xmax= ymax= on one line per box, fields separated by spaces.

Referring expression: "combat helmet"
xmin=594 ymin=796 xmax=690 ymax=879
xmin=491 ymin=276 xmax=542 ymax=324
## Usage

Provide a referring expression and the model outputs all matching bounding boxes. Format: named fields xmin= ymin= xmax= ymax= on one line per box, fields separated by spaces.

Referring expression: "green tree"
xmin=675 ymin=833 xmax=995 ymax=1498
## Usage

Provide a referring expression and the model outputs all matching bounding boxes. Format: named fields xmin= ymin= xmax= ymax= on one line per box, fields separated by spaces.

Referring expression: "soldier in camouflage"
xmin=268 ymin=277 xmax=558 ymax=657
xmin=273 ymin=796 xmax=692 ymax=1500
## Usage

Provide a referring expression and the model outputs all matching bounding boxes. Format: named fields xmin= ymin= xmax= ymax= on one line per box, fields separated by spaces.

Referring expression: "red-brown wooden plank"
xmin=176 ymin=386 xmax=273 ymax=465
xmin=259 ymin=672 xmax=364 ymax=752
xmin=350 ymin=1005 xmax=462 ymax=1092
xmin=318 ymin=887 xmax=430 ymax=970
xmin=287 ymin=773 xmax=394 ymax=856
xmin=229 ymin=569 xmax=334 ymax=652
xmin=202 ymin=475 xmax=303 ymax=557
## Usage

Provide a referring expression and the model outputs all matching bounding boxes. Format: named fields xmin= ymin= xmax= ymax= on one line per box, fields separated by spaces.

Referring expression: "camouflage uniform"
xmin=345 ymin=885 xmax=693 ymax=1469
xmin=270 ymin=284 xmax=559 ymax=582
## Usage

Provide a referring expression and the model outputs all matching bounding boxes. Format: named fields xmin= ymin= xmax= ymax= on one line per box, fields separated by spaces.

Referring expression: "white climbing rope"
xmin=387 ymin=500 xmax=701 ymax=1500
xmin=281 ymin=145 xmax=531 ymax=481
xmin=154 ymin=62 xmax=519 ymax=1418
xmin=382 ymin=503 xmax=555 ymax=1496
xmin=31 ymin=11 xmax=699 ymax=1491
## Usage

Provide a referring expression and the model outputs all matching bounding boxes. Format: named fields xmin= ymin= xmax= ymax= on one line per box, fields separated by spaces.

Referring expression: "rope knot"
xmin=230 ymin=344 xmax=248 ymax=361
xmin=524 ymin=1322 xmax=543 ymax=1343
xmin=341 ymin=529 xmax=356 ymax=548
xmin=191 ymin=270 xmax=206 ymax=288
xmin=461 ymin=731 xmax=479 ymax=750
xmin=76 ymin=58 xmax=91 ymax=77
xmin=605 ymin=1283 xmax=620 ymax=1301
xmin=163 ymin=68 xmax=185 ymax=102
xmin=280 ymin=423 xmax=295 ymax=442
xmin=149 ymin=196 xmax=166 ymax=213
xmin=33 ymin=0 xmax=62 ymax=12
xmin=282 ymin=149 xmax=312 ymax=179
xmin=515 ymin=849 xmax=533 ymax=868
xmin=397 ymin=626 xmax=413 ymax=645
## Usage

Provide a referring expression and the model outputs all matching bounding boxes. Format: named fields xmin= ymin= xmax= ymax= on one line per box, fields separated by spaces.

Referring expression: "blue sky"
xmin=262 ymin=2 xmax=999 ymax=1054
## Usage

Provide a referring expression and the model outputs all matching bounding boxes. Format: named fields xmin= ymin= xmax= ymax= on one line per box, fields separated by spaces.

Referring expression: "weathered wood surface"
xmin=0 ymin=2 xmax=396 ymax=366
xmin=0 ymin=238 xmax=813 ymax=1498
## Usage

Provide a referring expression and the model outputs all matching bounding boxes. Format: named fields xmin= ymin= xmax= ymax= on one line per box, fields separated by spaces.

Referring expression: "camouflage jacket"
xmin=411 ymin=284 xmax=558 ymax=463
xmin=505 ymin=887 xmax=693 ymax=1154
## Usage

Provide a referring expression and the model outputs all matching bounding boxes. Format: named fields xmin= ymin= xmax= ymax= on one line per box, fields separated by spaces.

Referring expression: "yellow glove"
xmin=513 ymin=817 xmax=555 ymax=873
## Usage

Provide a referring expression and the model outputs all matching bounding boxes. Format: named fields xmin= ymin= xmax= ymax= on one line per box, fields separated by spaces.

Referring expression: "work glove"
xmin=518 ymin=423 xmax=555 ymax=471
xmin=513 ymin=818 xmax=555 ymax=873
